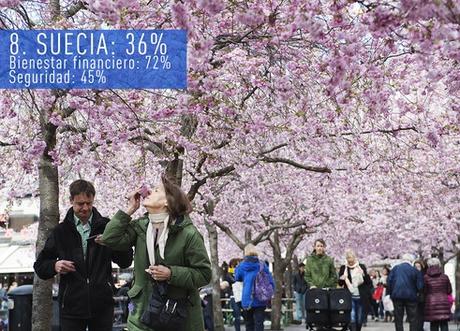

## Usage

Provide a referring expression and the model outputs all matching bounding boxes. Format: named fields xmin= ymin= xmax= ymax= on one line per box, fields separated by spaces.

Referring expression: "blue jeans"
xmin=230 ymin=297 xmax=241 ymax=331
xmin=243 ymin=307 xmax=265 ymax=331
xmin=294 ymin=291 xmax=306 ymax=321
xmin=351 ymin=296 xmax=363 ymax=324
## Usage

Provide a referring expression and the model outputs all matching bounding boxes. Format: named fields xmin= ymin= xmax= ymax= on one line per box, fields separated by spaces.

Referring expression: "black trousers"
xmin=430 ymin=320 xmax=448 ymax=331
xmin=243 ymin=307 xmax=265 ymax=331
xmin=393 ymin=300 xmax=418 ymax=331
xmin=60 ymin=306 xmax=113 ymax=331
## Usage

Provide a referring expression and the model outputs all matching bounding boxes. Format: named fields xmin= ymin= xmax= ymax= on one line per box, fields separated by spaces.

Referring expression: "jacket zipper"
xmin=86 ymin=237 xmax=91 ymax=317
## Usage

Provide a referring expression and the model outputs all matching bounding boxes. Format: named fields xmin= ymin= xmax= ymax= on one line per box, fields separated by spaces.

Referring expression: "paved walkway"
xmin=224 ymin=321 xmax=460 ymax=331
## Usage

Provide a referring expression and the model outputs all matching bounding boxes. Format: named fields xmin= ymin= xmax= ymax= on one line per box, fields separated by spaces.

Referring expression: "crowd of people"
xmin=30 ymin=178 xmax=455 ymax=331
xmin=212 ymin=239 xmax=455 ymax=331
xmin=289 ymin=240 xmax=454 ymax=331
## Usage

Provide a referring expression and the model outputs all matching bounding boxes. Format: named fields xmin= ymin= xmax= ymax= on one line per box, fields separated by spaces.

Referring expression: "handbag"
xmin=141 ymin=280 xmax=189 ymax=331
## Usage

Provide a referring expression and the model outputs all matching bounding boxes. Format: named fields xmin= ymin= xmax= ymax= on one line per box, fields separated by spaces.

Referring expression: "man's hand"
xmin=55 ymin=260 xmax=76 ymax=274
xmin=145 ymin=265 xmax=171 ymax=281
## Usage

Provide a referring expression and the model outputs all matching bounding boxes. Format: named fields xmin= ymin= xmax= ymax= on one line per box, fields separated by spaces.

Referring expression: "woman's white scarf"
xmin=146 ymin=213 xmax=169 ymax=266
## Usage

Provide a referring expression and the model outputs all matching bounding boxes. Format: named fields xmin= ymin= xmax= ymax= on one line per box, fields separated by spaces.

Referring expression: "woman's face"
xmin=414 ymin=262 xmax=422 ymax=271
xmin=382 ymin=268 xmax=388 ymax=276
xmin=142 ymin=184 xmax=168 ymax=210
xmin=346 ymin=256 xmax=356 ymax=266
xmin=314 ymin=241 xmax=325 ymax=256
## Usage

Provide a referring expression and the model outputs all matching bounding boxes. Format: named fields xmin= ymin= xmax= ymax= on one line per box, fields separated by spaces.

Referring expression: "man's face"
xmin=314 ymin=241 xmax=325 ymax=256
xmin=71 ymin=193 xmax=94 ymax=222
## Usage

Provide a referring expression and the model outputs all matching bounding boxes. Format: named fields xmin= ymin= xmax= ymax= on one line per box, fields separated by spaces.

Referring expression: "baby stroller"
xmin=306 ymin=288 xmax=352 ymax=331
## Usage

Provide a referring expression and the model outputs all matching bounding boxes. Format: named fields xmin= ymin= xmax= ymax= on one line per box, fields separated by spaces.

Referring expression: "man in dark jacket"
xmin=34 ymin=180 xmax=133 ymax=331
xmin=292 ymin=262 xmax=308 ymax=324
xmin=387 ymin=254 xmax=424 ymax=331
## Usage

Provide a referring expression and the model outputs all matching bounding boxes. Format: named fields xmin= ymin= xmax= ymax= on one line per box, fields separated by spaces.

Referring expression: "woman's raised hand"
xmin=126 ymin=189 xmax=141 ymax=216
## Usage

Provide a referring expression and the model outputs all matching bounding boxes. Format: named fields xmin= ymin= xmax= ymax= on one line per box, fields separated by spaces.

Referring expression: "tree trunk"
xmin=203 ymin=200 xmax=224 ymax=331
xmin=166 ymin=156 xmax=183 ymax=186
xmin=284 ymin=262 xmax=293 ymax=324
xmin=32 ymin=121 xmax=59 ymax=330
xmin=456 ymin=252 xmax=460 ymax=308
xmin=205 ymin=220 xmax=225 ymax=331
xmin=271 ymin=255 xmax=285 ymax=330
xmin=245 ymin=229 xmax=252 ymax=243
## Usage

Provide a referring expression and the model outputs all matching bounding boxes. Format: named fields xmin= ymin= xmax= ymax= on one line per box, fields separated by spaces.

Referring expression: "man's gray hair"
xmin=401 ymin=253 xmax=415 ymax=262
xmin=427 ymin=258 xmax=441 ymax=267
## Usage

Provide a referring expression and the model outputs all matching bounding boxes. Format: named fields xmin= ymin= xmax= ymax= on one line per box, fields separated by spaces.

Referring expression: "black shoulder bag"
xmin=141 ymin=280 xmax=189 ymax=331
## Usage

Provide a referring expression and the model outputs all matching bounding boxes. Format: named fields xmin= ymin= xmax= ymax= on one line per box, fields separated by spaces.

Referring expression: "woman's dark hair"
xmin=413 ymin=259 xmax=426 ymax=271
xmin=221 ymin=262 xmax=229 ymax=276
xmin=69 ymin=179 xmax=95 ymax=199
xmin=162 ymin=175 xmax=192 ymax=219
xmin=228 ymin=258 xmax=241 ymax=268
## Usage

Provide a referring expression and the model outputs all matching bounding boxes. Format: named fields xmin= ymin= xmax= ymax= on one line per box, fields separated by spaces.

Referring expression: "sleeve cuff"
xmin=114 ymin=210 xmax=132 ymax=223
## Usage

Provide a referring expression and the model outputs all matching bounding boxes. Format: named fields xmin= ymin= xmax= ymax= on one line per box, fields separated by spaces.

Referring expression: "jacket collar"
xmin=139 ymin=213 xmax=190 ymax=234
xmin=63 ymin=207 xmax=105 ymax=232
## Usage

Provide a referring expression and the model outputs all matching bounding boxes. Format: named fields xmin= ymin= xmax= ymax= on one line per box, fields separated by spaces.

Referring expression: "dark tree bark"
xmin=203 ymin=200 xmax=225 ymax=331
xmin=32 ymin=117 xmax=59 ymax=330
xmin=268 ymin=227 xmax=308 ymax=330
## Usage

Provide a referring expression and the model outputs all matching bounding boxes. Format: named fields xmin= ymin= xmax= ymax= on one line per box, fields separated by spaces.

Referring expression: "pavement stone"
xmin=224 ymin=320 xmax=460 ymax=331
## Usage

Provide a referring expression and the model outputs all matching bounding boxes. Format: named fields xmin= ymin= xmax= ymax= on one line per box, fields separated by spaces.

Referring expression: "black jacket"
xmin=293 ymin=271 xmax=308 ymax=294
xmin=338 ymin=263 xmax=373 ymax=312
xmin=34 ymin=207 xmax=133 ymax=319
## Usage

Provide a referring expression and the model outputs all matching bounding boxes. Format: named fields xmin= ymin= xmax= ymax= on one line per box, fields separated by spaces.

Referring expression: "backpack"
xmin=252 ymin=262 xmax=274 ymax=303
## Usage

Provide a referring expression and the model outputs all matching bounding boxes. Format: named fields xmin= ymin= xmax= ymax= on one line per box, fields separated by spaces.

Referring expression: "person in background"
xmin=292 ymin=262 xmax=308 ymax=324
xmin=373 ymin=281 xmax=385 ymax=321
xmin=34 ymin=180 xmax=133 ymax=331
xmin=116 ymin=279 xmax=132 ymax=325
xmin=338 ymin=249 xmax=373 ymax=331
xmin=423 ymin=258 xmax=452 ymax=331
xmin=221 ymin=262 xmax=235 ymax=299
xmin=304 ymin=239 xmax=337 ymax=289
xmin=228 ymin=258 xmax=243 ymax=331
xmin=235 ymin=244 xmax=275 ymax=331
xmin=387 ymin=254 xmax=424 ymax=331
xmin=369 ymin=269 xmax=381 ymax=321
xmin=381 ymin=266 xmax=391 ymax=321
xmin=414 ymin=259 xmax=427 ymax=331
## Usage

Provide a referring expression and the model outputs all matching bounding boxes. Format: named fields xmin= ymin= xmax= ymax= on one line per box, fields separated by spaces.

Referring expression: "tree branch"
xmin=252 ymin=218 xmax=305 ymax=245
xmin=64 ymin=1 xmax=87 ymax=18
xmin=0 ymin=141 xmax=14 ymax=147
xmin=213 ymin=220 xmax=245 ymax=250
xmin=259 ymin=143 xmax=288 ymax=156
xmin=261 ymin=156 xmax=332 ymax=173
xmin=187 ymin=165 xmax=235 ymax=201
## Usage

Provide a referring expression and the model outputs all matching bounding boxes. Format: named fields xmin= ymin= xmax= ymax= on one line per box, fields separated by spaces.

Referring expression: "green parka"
xmin=101 ymin=210 xmax=212 ymax=331
xmin=303 ymin=253 xmax=337 ymax=289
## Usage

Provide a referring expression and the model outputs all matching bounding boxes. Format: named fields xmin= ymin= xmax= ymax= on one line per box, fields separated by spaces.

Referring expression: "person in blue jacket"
xmin=387 ymin=254 xmax=424 ymax=331
xmin=235 ymin=244 xmax=275 ymax=331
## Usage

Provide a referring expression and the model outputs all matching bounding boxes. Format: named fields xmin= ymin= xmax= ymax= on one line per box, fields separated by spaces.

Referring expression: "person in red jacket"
xmin=423 ymin=258 xmax=452 ymax=331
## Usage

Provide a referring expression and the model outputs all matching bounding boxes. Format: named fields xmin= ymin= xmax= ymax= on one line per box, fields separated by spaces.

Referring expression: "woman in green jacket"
xmin=101 ymin=175 xmax=212 ymax=331
xmin=304 ymin=239 xmax=337 ymax=289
